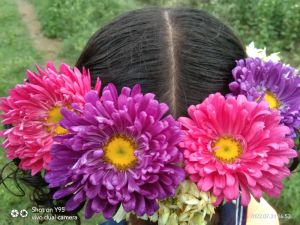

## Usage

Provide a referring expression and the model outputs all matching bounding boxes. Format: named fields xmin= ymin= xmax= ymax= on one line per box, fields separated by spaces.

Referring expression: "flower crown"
xmin=1 ymin=43 xmax=299 ymax=225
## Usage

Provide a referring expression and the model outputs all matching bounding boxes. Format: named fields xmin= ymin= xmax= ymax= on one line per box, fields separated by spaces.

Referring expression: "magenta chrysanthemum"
xmin=179 ymin=93 xmax=297 ymax=206
xmin=0 ymin=62 xmax=100 ymax=175
xmin=45 ymin=84 xmax=185 ymax=219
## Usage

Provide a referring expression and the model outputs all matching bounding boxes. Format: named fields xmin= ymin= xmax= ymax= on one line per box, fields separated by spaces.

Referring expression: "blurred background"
xmin=0 ymin=0 xmax=300 ymax=224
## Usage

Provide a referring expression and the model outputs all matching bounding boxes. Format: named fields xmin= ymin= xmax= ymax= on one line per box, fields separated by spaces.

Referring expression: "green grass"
xmin=32 ymin=0 xmax=140 ymax=65
xmin=0 ymin=0 xmax=42 ymax=97
xmin=267 ymin=172 xmax=300 ymax=225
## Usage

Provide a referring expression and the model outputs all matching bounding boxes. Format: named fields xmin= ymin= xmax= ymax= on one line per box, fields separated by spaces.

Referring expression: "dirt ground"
xmin=16 ymin=0 xmax=63 ymax=66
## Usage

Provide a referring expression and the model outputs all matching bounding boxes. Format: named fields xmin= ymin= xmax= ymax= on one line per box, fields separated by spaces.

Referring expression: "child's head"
xmin=76 ymin=8 xmax=245 ymax=118
xmin=1 ymin=7 xmax=246 ymax=225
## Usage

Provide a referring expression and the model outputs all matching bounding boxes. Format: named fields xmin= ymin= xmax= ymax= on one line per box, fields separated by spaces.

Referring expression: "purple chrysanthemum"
xmin=45 ymin=84 xmax=185 ymax=219
xmin=229 ymin=57 xmax=300 ymax=136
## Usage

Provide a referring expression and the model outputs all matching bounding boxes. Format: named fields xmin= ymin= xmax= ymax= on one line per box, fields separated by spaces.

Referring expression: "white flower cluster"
xmin=136 ymin=180 xmax=215 ymax=225
xmin=246 ymin=42 xmax=280 ymax=62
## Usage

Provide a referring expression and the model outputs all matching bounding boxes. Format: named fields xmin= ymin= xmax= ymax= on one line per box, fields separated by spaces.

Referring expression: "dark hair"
xmin=76 ymin=7 xmax=246 ymax=118
xmin=1 ymin=7 xmax=246 ymax=225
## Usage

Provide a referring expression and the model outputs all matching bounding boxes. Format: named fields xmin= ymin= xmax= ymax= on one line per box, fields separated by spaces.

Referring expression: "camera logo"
xmin=10 ymin=209 xmax=19 ymax=218
xmin=20 ymin=209 xmax=28 ymax=217
xmin=10 ymin=209 xmax=28 ymax=218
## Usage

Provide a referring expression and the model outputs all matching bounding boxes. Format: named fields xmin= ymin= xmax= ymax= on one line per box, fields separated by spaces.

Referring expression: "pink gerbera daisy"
xmin=179 ymin=93 xmax=297 ymax=206
xmin=0 ymin=62 xmax=100 ymax=175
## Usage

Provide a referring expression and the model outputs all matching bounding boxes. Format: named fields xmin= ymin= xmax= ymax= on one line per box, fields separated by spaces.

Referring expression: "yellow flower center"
xmin=46 ymin=106 xmax=68 ymax=135
xmin=263 ymin=90 xmax=280 ymax=109
xmin=212 ymin=136 xmax=243 ymax=163
xmin=103 ymin=134 xmax=137 ymax=170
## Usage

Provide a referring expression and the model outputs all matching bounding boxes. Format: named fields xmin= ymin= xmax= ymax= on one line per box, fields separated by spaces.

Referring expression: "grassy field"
xmin=0 ymin=1 xmax=42 ymax=97
xmin=32 ymin=0 xmax=140 ymax=65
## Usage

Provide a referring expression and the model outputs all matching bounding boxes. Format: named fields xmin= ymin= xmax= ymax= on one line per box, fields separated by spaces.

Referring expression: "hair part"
xmin=163 ymin=9 xmax=178 ymax=116
xmin=76 ymin=7 xmax=246 ymax=118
